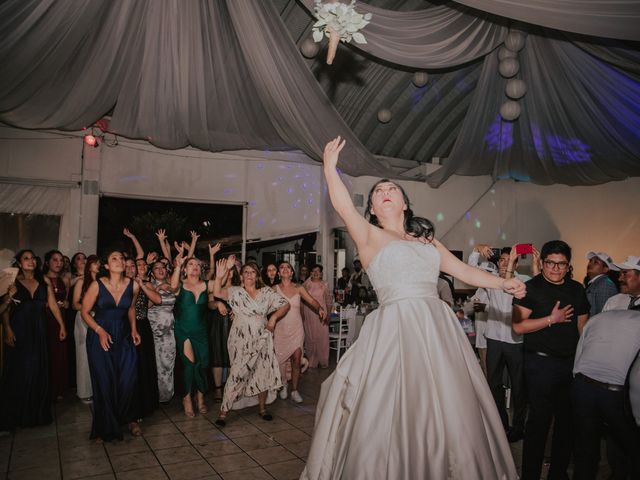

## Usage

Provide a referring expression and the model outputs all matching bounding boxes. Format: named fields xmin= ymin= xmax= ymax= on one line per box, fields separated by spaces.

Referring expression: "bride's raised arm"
xmin=323 ymin=137 xmax=371 ymax=251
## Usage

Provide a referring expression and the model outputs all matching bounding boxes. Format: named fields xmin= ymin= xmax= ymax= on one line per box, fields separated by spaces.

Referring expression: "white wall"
xmin=346 ymin=175 xmax=640 ymax=283
xmin=2 ymin=125 xmax=639 ymax=284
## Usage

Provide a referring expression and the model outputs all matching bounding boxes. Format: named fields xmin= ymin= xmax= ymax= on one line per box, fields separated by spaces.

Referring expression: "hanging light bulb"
xmin=84 ymin=134 xmax=98 ymax=147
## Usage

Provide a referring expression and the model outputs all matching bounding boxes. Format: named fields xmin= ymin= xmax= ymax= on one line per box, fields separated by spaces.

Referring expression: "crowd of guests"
xmin=2 ymin=231 xmax=637 ymax=478
xmin=0 ymin=228 xmax=333 ymax=440
xmin=460 ymin=240 xmax=639 ymax=480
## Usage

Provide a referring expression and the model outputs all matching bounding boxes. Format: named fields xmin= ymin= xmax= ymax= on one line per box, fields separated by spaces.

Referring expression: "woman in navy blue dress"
xmin=81 ymin=250 xmax=142 ymax=441
xmin=0 ymin=249 xmax=66 ymax=430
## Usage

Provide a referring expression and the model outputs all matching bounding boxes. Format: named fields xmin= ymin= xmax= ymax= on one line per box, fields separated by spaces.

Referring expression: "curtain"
xmin=0 ymin=0 xmax=391 ymax=177
xmin=427 ymin=28 xmax=640 ymax=186
xmin=0 ymin=183 xmax=69 ymax=215
xmin=298 ymin=0 xmax=508 ymax=68
xmin=451 ymin=0 xmax=640 ymax=41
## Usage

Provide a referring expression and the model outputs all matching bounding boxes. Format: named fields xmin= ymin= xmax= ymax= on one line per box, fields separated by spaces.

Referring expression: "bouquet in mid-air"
xmin=312 ymin=0 xmax=372 ymax=64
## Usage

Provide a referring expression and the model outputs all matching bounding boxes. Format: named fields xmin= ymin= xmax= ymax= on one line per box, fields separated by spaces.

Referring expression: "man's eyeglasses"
xmin=543 ymin=260 xmax=569 ymax=270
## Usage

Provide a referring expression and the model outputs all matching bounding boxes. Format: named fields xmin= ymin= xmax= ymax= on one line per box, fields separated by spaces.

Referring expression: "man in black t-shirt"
xmin=512 ymin=240 xmax=590 ymax=480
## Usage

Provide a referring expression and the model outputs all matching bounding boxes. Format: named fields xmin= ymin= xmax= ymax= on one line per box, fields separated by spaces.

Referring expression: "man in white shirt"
xmin=572 ymin=254 xmax=640 ymax=479
xmin=469 ymin=246 xmax=526 ymax=442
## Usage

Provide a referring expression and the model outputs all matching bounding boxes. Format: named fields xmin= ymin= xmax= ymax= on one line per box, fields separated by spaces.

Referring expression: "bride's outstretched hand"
xmin=323 ymin=136 xmax=346 ymax=170
xmin=503 ymin=278 xmax=526 ymax=299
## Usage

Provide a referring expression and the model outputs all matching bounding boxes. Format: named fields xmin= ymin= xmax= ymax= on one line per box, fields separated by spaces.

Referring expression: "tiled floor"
xmin=0 ymin=367 xmax=332 ymax=480
xmin=0 ymin=365 xmax=613 ymax=480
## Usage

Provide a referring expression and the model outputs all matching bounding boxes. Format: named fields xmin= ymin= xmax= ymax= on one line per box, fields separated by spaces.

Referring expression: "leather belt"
xmin=575 ymin=372 xmax=625 ymax=392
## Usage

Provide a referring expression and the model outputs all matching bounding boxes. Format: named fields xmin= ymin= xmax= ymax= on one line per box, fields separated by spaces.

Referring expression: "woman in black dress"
xmin=0 ymin=249 xmax=66 ymax=430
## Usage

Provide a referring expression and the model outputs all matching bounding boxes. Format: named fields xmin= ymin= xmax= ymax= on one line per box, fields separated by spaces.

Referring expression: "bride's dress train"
xmin=301 ymin=240 xmax=517 ymax=479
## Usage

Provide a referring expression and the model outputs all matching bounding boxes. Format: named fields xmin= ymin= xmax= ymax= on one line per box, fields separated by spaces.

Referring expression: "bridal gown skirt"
xmin=301 ymin=293 xmax=517 ymax=479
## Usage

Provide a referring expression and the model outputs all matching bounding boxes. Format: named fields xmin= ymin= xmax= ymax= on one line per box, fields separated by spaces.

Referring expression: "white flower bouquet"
xmin=312 ymin=1 xmax=372 ymax=64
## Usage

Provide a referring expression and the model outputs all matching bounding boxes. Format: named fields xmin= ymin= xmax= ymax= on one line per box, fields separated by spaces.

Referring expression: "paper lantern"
xmin=377 ymin=109 xmax=392 ymax=123
xmin=412 ymin=71 xmax=429 ymax=87
xmin=498 ymin=58 xmax=520 ymax=78
xmin=505 ymin=79 xmax=527 ymax=99
xmin=300 ymin=38 xmax=320 ymax=58
xmin=500 ymin=101 xmax=521 ymax=121
xmin=505 ymin=32 xmax=526 ymax=52
xmin=498 ymin=46 xmax=517 ymax=62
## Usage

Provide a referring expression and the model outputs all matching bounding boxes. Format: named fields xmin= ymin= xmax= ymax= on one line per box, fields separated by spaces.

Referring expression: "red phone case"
xmin=515 ymin=243 xmax=533 ymax=255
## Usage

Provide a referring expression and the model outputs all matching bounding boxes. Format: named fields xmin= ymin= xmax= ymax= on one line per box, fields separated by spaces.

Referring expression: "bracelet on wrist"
xmin=95 ymin=325 xmax=102 ymax=333
xmin=547 ymin=316 xmax=552 ymax=328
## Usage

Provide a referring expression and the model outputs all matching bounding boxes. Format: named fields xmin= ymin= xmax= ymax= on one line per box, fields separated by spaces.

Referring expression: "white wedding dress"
xmin=301 ymin=240 xmax=517 ymax=479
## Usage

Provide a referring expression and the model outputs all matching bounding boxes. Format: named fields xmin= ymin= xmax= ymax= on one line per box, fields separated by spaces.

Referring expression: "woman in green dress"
xmin=170 ymin=254 xmax=214 ymax=417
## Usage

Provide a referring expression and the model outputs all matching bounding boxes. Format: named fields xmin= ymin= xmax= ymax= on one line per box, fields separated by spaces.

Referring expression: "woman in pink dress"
xmin=274 ymin=262 xmax=326 ymax=403
xmin=302 ymin=264 xmax=332 ymax=368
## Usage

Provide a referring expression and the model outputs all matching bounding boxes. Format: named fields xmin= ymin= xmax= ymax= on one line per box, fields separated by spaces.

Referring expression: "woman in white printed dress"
xmin=213 ymin=257 xmax=290 ymax=426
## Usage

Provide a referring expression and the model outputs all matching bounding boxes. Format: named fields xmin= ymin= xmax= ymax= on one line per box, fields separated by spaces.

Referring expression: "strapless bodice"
xmin=366 ymin=240 xmax=440 ymax=305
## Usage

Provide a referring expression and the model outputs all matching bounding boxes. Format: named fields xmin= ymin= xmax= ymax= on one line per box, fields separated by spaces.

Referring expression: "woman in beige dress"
xmin=213 ymin=256 xmax=290 ymax=425
xmin=273 ymin=261 xmax=326 ymax=403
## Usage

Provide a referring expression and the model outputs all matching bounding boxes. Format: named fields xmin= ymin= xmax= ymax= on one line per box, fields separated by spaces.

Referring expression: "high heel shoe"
xmin=182 ymin=396 xmax=195 ymax=418
xmin=215 ymin=410 xmax=228 ymax=427
xmin=196 ymin=393 xmax=208 ymax=415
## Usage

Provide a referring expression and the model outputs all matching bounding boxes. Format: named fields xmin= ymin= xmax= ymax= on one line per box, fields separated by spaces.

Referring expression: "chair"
xmin=329 ymin=305 xmax=357 ymax=363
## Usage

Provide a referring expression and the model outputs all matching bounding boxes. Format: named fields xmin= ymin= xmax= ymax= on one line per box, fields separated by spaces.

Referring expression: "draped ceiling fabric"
xmin=451 ymin=0 xmax=640 ymax=41
xmin=299 ymin=0 xmax=509 ymax=68
xmin=0 ymin=0 xmax=390 ymax=177
xmin=426 ymin=29 xmax=640 ymax=186
xmin=1 ymin=0 xmax=640 ymax=187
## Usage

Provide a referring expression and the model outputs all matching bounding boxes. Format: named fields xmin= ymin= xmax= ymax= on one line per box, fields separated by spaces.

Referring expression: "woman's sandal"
xmin=215 ymin=410 xmax=228 ymax=427
xmin=197 ymin=397 xmax=208 ymax=415
xmin=259 ymin=410 xmax=273 ymax=421
xmin=183 ymin=396 xmax=195 ymax=418
xmin=129 ymin=422 xmax=142 ymax=436
xmin=213 ymin=386 xmax=223 ymax=402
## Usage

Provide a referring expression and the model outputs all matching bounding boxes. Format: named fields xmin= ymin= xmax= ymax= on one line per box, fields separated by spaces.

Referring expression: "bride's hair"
xmin=365 ymin=179 xmax=435 ymax=242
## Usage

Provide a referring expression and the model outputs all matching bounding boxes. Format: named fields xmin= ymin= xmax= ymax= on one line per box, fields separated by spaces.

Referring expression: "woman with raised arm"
xmin=81 ymin=249 xmax=142 ymax=440
xmin=148 ymin=259 xmax=177 ymax=403
xmin=206 ymin=243 xmax=232 ymax=401
xmin=72 ymin=254 xmax=100 ymax=403
xmin=170 ymin=252 xmax=213 ymax=417
xmin=0 ymin=249 xmax=66 ymax=430
xmin=274 ymin=261 xmax=324 ymax=403
xmin=301 ymin=138 xmax=526 ymax=480
xmin=213 ymin=257 xmax=290 ymax=426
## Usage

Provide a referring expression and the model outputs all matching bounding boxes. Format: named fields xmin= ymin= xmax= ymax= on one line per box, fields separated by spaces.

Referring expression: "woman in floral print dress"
xmin=213 ymin=256 xmax=290 ymax=426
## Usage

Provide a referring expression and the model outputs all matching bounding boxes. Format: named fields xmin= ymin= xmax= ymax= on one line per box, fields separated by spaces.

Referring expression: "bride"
xmin=301 ymin=137 xmax=525 ymax=479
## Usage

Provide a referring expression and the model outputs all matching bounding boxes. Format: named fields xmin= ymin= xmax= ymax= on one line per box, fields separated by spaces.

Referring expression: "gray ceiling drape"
xmin=451 ymin=0 xmax=640 ymax=41
xmin=0 ymin=0 xmax=391 ymax=177
xmin=426 ymin=29 xmax=640 ymax=186
xmin=298 ymin=0 xmax=509 ymax=68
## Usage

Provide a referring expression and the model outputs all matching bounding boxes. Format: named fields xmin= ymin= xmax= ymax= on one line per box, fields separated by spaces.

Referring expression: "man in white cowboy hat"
xmin=603 ymin=256 xmax=640 ymax=312
xmin=585 ymin=251 xmax=619 ymax=316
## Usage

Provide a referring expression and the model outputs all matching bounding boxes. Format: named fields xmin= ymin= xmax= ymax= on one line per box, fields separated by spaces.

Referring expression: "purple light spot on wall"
xmin=546 ymin=135 xmax=592 ymax=165
xmin=465 ymin=212 xmax=471 ymax=221
xmin=223 ymin=188 xmax=233 ymax=194
xmin=256 ymin=163 xmax=264 ymax=170
xmin=484 ymin=115 xmax=513 ymax=152
xmin=287 ymin=187 xmax=294 ymax=194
